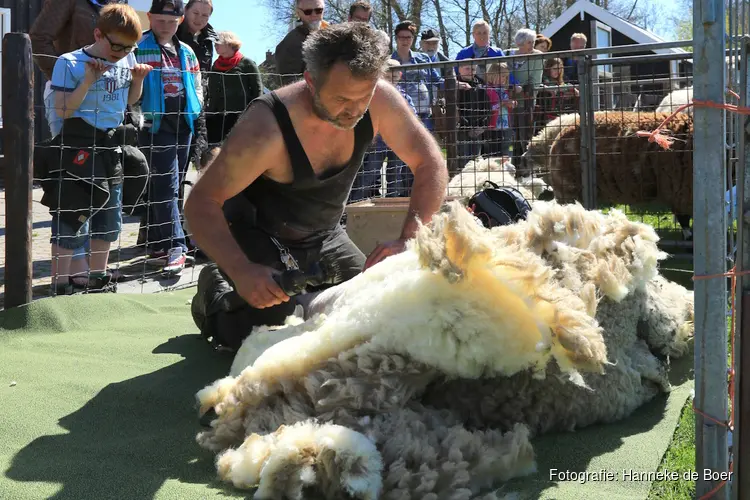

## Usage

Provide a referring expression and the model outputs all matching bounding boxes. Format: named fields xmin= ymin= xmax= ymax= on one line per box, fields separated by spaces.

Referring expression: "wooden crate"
xmin=345 ymin=196 xmax=463 ymax=255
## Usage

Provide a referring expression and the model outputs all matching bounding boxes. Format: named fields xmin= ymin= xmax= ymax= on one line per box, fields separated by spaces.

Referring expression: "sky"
xmin=208 ymin=1 xmax=282 ymax=65
xmin=205 ymin=0 xmax=683 ymax=67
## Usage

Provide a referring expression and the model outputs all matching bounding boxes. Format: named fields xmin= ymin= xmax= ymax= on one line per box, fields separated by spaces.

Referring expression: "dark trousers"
xmin=484 ymin=129 xmax=513 ymax=158
xmin=139 ymin=128 xmax=192 ymax=254
xmin=198 ymin=196 xmax=366 ymax=349
xmin=206 ymin=112 xmax=241 ymax=149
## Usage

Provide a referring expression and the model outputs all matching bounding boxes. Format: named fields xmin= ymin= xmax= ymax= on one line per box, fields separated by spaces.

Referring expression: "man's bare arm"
xmin=371 ymin=81 xmax=448 ymax=240
xmin=184 ymin=104 xmax=279 ymax=281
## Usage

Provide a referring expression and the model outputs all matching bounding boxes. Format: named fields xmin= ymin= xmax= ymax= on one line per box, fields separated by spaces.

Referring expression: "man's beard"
xmin=311 ymin=91 xmax=365 ymax=130
xmin=306 ymin=19 xmax=323 ymax=31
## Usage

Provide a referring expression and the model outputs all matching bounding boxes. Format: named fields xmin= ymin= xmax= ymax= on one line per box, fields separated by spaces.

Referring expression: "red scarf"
xmin=214 ymin=51 xmax=243 ymax=72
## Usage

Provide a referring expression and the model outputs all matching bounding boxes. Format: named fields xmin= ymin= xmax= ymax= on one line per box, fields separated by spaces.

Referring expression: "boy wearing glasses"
xmin=41 ymin=3 xmax=151 ymax=295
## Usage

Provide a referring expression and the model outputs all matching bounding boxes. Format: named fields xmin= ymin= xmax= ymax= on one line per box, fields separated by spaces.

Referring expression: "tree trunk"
xmin=385 ymin=0 xmax=394 ymax=52
xmin=493 ymin=0 xmax=506 ymax=47
xmin=535 ymin=0 xmax=541 ymax=32
xmin=465 ymin=0 xmax=471 ymax=46
xmin=505 ymin=0 xmax=512 ymax=47
xmin=431 ymin=0 xmax=450 ymax=56
xmin=523 ymin=0 xmax=530 ymax=28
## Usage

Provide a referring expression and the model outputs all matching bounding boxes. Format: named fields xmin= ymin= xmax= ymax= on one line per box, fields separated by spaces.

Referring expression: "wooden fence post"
xmin=444 ymin=72 xmax=460 ymax=177
xmin=3 ymin=33 xmax=35 ymax=309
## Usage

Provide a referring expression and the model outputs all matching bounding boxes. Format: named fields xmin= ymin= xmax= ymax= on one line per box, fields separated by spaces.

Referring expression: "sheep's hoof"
xmin=200 ymin=407 xmax=218 ymax=428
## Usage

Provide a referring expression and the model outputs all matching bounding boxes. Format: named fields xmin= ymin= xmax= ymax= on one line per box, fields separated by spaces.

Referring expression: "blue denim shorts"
xmin=50 ymin=182 xmax=123 ymax=250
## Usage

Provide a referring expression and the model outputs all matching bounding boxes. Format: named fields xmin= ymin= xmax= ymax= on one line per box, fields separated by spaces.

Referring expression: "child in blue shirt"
xmin=47 ymin=3 xmax=151 ymax=295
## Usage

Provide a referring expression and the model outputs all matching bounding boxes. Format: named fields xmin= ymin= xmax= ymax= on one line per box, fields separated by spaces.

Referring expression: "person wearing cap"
xmin=419 ymin=28 xmax=449 ymax=77
xmin=392 ymin=20 xmax=470 ymax=132
xmin=135 ymin=0 xmax=204 ymax=275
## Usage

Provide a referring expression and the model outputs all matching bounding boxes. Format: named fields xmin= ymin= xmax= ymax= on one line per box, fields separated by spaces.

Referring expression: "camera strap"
xmin=269 ymin=235 xmax=299 ymax=271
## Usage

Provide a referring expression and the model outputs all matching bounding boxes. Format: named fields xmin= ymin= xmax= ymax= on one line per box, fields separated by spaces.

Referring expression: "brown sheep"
xmin=521 ymin=111 xmax=694 ymax=237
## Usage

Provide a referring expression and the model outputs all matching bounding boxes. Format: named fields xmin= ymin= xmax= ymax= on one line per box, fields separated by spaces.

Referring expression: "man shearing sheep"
xmin=186 ymin=22 xmax=448 ymax=350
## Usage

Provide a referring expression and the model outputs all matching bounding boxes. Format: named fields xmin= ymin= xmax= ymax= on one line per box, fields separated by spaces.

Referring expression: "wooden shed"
xmin=541 ymin=0 xmax=693 ymax=111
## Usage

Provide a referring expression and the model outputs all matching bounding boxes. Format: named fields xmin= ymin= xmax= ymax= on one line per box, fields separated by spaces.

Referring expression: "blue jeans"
xmin=140 ymin=129 xmax=192 ymax=254
xmin=50 ymin=182 xmax=123 ymax=250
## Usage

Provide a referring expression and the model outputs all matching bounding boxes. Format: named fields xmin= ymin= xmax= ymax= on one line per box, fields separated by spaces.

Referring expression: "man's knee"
xmin=193 ymin=263 xmax=298 ymax=350
xmin=321 ymin=229 xmax=366 ymax=283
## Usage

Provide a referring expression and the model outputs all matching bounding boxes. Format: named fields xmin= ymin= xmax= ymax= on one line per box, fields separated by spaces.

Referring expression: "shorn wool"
xmin=194 ymin=200 xmax=693 ymax=499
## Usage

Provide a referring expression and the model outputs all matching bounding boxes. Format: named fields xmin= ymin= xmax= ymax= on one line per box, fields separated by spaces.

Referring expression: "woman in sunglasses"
xmin=274 ymin=0 xmax=329 ymax=87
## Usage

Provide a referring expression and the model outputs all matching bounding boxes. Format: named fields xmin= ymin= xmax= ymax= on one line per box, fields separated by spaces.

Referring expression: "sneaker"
xmin=146 ymin=250 xmax=168 ymax=267
xmin=163 ymin=247 xmax=186 ymax=275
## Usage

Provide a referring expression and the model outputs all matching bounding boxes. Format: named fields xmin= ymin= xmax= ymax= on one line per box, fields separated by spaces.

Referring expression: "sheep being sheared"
xmin=193 ymin=200 xmax=693 ymax=499
xmin=446 ymin=156 xmax=552 ymax=201
xmin=522 ymin=111 xmax=694 ymax=239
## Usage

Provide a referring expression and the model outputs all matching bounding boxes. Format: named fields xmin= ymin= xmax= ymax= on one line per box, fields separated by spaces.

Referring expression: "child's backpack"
xmin=467 ymin=181 xmax=532 ymax=228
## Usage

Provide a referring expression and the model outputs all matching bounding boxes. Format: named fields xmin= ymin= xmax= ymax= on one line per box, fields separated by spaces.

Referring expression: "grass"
xmin=647 ymin=315 xmax=735 ymax=499
xmin=648 ymin=402 xmax=697 ymax=499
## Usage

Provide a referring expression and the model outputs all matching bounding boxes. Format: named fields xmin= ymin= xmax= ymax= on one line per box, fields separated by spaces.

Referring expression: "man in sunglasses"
xmin=186 ymin=22 xmax=448 ymax=351
xmin=275 ymin=0 xmax=329 ymax=87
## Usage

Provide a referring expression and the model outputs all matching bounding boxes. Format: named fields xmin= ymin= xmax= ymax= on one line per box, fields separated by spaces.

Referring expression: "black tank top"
xmin=241 ymin=91 xmax=374 ymax=243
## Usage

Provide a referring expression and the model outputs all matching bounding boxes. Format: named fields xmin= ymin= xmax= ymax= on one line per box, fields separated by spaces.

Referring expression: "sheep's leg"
xmin=675 ymin=214 xmax=692 ymax=241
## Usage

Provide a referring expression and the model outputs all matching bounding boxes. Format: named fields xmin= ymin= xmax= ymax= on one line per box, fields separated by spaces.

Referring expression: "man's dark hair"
xmin=302 ymin=22 xmax=390 ymax=86
xmin=348 ymin=0 xmax=372 ymax=19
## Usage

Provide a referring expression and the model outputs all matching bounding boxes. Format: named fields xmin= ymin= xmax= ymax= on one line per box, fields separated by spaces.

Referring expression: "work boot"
xmin=191 ymin=263 xmax=236 ymax=343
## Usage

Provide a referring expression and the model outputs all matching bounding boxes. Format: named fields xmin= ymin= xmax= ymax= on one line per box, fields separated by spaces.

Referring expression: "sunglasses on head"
xmin=299 ymin=7 xmax=324 ymax=15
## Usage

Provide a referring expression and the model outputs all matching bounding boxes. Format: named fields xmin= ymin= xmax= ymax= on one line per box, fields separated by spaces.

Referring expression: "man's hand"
xmin=364 ymin=239 xmax=407 ymax=270
xmin=234 ymin=263 xmax=290 ymax=309
xmin=83 ymin=59 xmax=108 ymax=85
xmin=457 ymin=81 xmax=471 ymax=90
xmin=131 ymin=63 xmax=152 ymax=81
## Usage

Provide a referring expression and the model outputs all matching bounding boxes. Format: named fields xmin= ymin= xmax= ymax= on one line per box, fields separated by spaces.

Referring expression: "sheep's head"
xmin=519 ymin=148 xmax=546 ymax=178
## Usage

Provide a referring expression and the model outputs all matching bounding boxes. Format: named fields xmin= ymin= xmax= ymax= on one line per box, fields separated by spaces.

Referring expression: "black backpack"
xmin=467 ymin=181 xmax=532 ymax=228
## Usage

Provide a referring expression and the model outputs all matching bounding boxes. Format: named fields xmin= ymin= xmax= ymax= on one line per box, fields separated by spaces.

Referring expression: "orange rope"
xmin=691 ymin=268 xmax=750 ymax=499
xmin=634 ymin=90 xmax=750 ymax=498
xmin=636 ymin=95 xmax=750 ymax=150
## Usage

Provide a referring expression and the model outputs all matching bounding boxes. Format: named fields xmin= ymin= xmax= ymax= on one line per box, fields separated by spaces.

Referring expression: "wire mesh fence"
xmin=2 ymin=38 xmax=269 ymax=306
xmin=0 ymin=34 xmax=738 ymax=313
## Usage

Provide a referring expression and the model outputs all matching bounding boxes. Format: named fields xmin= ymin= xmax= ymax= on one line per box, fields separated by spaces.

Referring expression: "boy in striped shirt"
xmin=135 ymin=0 xmax=204 ymax=275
